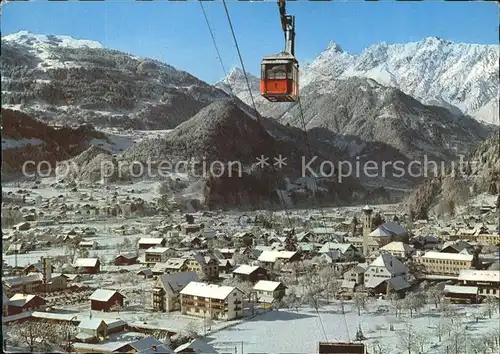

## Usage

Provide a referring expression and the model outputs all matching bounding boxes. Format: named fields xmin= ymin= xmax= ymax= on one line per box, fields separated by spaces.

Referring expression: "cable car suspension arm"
xmin=278 ymin=0 xmax=295 ymax=56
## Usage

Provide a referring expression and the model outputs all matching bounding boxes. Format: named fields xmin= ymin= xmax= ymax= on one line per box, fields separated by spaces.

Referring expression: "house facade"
xmin=180 ymin=282 xmax=243 ymax=321
xmin=185 ymin=254 xmax=219 ymax=281
xmin=152 ymin=271 xmax=199 ymax=312
xmin=89 ymin=289 xmax=125 ymax=312
xmin=253 ymin=280 xmax=287 ymax=302
xmin=415 ymin=251 xmax=473 ymax=276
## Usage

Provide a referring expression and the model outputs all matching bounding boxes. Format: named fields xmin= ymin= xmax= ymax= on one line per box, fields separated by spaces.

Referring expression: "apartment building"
xmin=458 ymin=270 xmax=500 ymax=298
xmin=185 ymin=254 xmax=219 ymax=281
xmin=144 ymin=247 xmax=178 ymax=264
xmin=180 ymin=282 xmax=244 ymax=321
xmin=152 ymin=272 xmax=199 ymax=312
xmin=415 ymin=251 xmax=474 ymax=276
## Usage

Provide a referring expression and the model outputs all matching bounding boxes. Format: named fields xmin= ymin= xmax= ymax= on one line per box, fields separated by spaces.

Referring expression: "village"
xmin=2 ymin=177 xmax=500 ymax=354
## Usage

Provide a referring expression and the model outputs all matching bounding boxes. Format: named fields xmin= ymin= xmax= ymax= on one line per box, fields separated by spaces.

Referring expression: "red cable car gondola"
xmin=261 ymin=0 xmax=299 ymax=102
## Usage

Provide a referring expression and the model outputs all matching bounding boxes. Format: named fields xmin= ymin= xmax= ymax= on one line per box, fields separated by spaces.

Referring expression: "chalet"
xmin=253 ymin=280 xmax=287 ymax=303
xmin=89 ymin=289 xmax=125 ymax=312
xmin=343 ymin=263 xmax=368 ymax=286
xmin=23 ymin=262 xmax=56 ymax=275
xmin=185 ymin=254 xmax=219 ymax=281
xmin=103 ymin=319 xmax=127 ymax=335
xmin=364 ymin=254 xmax=410 ymax=295
xmin=181 ymin=235 xmax=203 ymax=249
xmin=258 ymin=250 xmax=300 ymax=264
xmin=76 ymin=318 xmax=108 ymax=343
xmin=145 ymin=247 xmax=178 ymax=264
xmin=318 ymin=243 xmax=361 ymax=262
xmin=340 ymin=280 xmax=356 ymax=297
xmin=218 ymin=259 xmax=235 ymax=274
xmin=218 ymin=248 xmax=237 ymax=259
xmin=379 ymin=242 xmax=414 ymax=259
xmin=138 ymin=237 xmax=166 ymax=250
xmin=233 ymin=232 xmax=255 ymax=247
xmin=74 ymin=258 xmax=101 ymax=274
xmin=164 ymin=258 xmax=189 ymax=274
xmin=7 ymin=294 xmax=47 ymax=316
xmin=137 ymin=268 xmax=154 ymax=279
xmin=152 ymin=271 xmax=199 ymax=312
xmin=232 ymin=265 xmax=269 ymax=283
xmin=114 ymin=253 xmax=138 ymax=266
xmin=180 ymin=282 xmax=244 ymax=321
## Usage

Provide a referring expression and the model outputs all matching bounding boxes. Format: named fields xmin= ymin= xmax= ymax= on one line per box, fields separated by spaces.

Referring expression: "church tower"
xmin=361 ymin=205 xmax=373 ymax=256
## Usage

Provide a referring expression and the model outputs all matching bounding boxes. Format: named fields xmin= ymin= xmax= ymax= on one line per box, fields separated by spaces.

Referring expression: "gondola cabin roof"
xmin=262 ymin=51 xmax=298 ymax=65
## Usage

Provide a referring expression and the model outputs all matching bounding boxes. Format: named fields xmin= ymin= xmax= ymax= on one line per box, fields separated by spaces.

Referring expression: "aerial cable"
xmin=220 ymin=0 xmax=293 ymax=230
xmin=198 ymin=0 xmax=234 ymax=97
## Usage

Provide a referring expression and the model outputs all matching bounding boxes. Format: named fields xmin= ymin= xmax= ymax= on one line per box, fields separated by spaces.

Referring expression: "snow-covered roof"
xmin=174 ymin=338 xmax=219 ymax=353
xmin=380 ymin=241 xmax=413 ymax=253
xmin=257 ymin=250 xmax=297 ymax=262
xmin=145 ymin=247 xmax=173 ymax=254
xmin=232 ymin=265 xmax=261 ymax=275
xmin=341 ymin=280 xmax=356 ymax=289
xmin=319 ymin=242 xmax=354 ymax=254
xmin=89 ymin=289 xmax=123 ymax=302
xmin=74 ymin=258 xmax=99 ymax=267
xmin=180 ymin=281 xmax=241 ymax=300
xmin=129 ymin=336 xmax=174 ymax=353
xmin=420 ymin=251 xmax=474 ymax=261
xmin=138 ymin=237 xmax=164 ymax=244
xmin=369 ymin=254 xmax=407 ymax=275
xmin=32 ymin=311 xmax=78 ymax=321
xmin=369 ymin=228 xmax=392 ymax=237
xmin=379 ymin=221 xmax=408 ymax=236
xmin=458 ymin=270 xmax=500 ymax=283
xmin=78 ymin=318 xmax=105 ymax=330
xmin=443 ymin=285 xmax=478 ymax=295
xmin=157 ymin=272 xmax=199 ymax=295
xmin=253 ymin=280 xmax=284 ymax=292
xmin=165 ymin=258 xmax=188 ymax=268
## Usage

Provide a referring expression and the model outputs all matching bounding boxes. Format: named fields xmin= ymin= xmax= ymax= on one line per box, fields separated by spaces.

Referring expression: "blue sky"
xmin=2 ymin=0 xmax=498 ymax=84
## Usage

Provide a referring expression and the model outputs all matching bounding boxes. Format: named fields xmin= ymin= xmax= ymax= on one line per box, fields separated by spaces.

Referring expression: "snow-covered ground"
xmin=205 ymin=302 xmax=500 ymax=354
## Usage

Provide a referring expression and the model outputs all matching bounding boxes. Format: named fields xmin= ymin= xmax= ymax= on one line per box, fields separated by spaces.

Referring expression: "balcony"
xmin=234 ymin=306 xmax=242 ymax=311
xmin=234 ymin=300 xmax=242 ymax=305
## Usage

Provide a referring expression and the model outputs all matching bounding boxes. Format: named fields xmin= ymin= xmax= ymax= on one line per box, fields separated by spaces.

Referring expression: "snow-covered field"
xmin=206 ymin=302 xmax=500 ymax=354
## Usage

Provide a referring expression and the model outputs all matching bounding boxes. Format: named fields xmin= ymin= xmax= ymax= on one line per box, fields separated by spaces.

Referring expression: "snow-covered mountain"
xmin=223 ymin=37 xmax=499 ymax=125
xmin=1 ymin=31 xmax=230 ymax=129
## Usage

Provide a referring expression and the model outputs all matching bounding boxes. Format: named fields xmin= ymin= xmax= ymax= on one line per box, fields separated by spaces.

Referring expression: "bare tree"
xmin=318 ymin=266 xmax=340 ymax=302
xmin=484 ymin=296 xmax=499 ymax=319
xmin=8 ymin=321 xmax=53 ymax=352
xmin=281 ymin=289 xmax=301 ymax=312
xmin=426 ymin=286 xmax=443 ymax=308
xmin=353 ymin=292 xmax=369 ymax=316
xmin=403 ymin=292 xmax=425 ymax=318
xmin=399 ymin=320 xmax=417 ymax=354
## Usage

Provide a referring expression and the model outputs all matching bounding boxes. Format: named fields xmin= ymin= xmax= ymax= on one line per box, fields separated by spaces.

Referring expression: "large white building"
xmin=180 ymin=282 xmax=244 ymax=321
